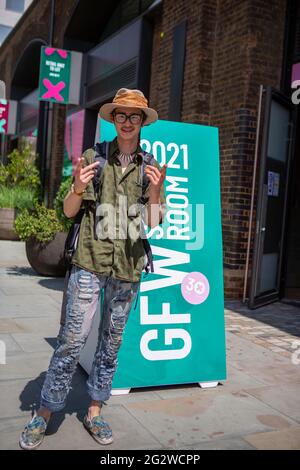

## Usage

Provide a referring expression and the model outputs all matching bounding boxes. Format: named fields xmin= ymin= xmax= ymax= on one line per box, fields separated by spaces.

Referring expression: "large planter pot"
xmin=25 ymin=231 xmax=68 ymax=277
xmin=0 ymin=208 xmax=20 ymax=240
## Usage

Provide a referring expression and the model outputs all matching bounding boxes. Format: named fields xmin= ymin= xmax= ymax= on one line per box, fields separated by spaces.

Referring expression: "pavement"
xmin=0 ymin=240 xmax=300 ymax=450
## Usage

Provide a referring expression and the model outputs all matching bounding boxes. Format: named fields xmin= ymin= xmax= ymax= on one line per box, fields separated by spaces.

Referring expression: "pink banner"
xmin=291 ymin=62 xmax=300 ymax=85
xmin=0 ymin=99 xmax=9 ymax=134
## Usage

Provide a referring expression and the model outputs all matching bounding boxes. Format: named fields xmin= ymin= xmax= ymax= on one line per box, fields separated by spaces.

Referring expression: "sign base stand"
xmin=199 ymin=381 xmax=219 ymax=388
xmin=110 ymin=381 xmax=220 ymax=396
xmin=111 ymin=388 xmax=131 ymax=396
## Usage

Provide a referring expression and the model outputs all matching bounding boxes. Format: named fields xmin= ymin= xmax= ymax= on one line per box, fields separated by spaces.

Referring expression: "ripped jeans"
xmin=40 ymin=264 xmax=140 ymax=412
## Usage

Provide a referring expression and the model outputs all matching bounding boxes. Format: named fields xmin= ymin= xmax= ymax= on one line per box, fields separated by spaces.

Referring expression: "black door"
xmin=248 ymin=86 xmax=295 ymax=308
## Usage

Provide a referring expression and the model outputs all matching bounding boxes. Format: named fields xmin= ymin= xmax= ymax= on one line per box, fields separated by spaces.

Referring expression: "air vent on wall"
xmin=86 ymin=60 xmax=137 ymax=105
xmin=83 ymin=17 xmax=153 ymax=108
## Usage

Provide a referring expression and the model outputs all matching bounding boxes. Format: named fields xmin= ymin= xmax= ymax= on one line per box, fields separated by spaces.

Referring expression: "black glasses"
xmin=113 ymin=112 xmax=143 ymax=125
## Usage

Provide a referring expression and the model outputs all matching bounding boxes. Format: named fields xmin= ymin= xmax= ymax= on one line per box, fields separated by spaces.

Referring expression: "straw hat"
xmin=99 ymin=88 xmax=158 ymax=126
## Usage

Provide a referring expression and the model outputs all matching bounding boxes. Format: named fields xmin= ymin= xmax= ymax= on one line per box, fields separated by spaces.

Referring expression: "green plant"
xmin=54 ymin=176 xmax=74 ymax=231
xmin=0 ymin=164 xmax=9 ymax=186
xmin=0 ymin=186 xmax=37 ymax=210
xmin=0 ymin=146 xmax=41 ymax=202
xmin=15 ymin=204 xmax=65 ymax=244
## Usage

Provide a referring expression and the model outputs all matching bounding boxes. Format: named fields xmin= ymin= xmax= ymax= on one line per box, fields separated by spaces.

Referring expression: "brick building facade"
xmin=0 ymin=0 xmax=298 ymax=304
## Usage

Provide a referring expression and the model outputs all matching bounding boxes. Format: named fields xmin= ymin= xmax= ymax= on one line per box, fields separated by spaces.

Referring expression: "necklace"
xmin=117 ymin=151 xmax=135 ymax=167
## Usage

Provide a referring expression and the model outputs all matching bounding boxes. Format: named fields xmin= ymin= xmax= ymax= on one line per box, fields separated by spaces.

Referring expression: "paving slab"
xmin=0 ymin=351 xmax=54 ymax=381
xmin=0 ymin=334 xmax=23 ymax=354
xmin=226 ymin=332 xmax=300 ymax=385
xmin=0 ymin=241 xmax=31 ymax=268
xmin=10 ymin=316 xmax=60 ymax=336
xmin=11 ymin=333 xmax=55 ymax=354
xmin=0 ymin=278 xmax=63 ymax=296
xmin=244 ymin=382 xmax=300 ymax=423
xmin=0 ymin=378 xmax=42 ymax=420
xmin=181 ymin=437 xmax=255 ymax=450
xmin=0 ymin=294 xmax=60 ymax=317
xmin=243 ymin=426 xmax=300 ymax=450
xmin=123 ymin=390 xmax=297 ymax=448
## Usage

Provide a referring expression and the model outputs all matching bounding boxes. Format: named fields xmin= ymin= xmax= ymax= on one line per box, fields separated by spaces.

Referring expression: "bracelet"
xmin=71 ymin=183 xmax=85 ymax=196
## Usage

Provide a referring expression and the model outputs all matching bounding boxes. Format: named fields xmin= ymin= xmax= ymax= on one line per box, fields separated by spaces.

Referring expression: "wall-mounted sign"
xmin=267 ymin=171 xmax=280 ymax=197
xmin=38 ymin=47 xmax=82 ymax=105
xmin=0 ymin=99 xmax=9 ymax=134
xmin=0 ymin=99 xmax=17 ymax=135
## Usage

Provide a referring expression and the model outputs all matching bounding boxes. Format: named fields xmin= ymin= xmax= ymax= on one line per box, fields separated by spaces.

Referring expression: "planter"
xmin=0 ymin=208 xmax=20 ymax=240
xmin=25 ymin=231 xmax=68 ymax=277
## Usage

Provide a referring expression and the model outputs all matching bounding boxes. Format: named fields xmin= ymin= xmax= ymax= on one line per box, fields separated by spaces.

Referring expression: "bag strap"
xmin=139 ymin=151 xmax=156 ymax=275
xmin=139 ymin=152 xmax=156 ymax=204
xmin=92 ymin=141 xmax=109 ymax=196
xmin=142 ymin=152 xmax=156 ymax=189
xmin=92 ymin=141 xmax=109 ymax=240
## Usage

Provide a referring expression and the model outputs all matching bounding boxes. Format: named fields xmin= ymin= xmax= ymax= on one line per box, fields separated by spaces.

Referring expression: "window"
xmin=100 ymin=0 xmax=156 ymax=42
xmin=0 ymin=24 xmax=12 ymax=43
xmin=5 ymin=0 xmax=25 ymax=13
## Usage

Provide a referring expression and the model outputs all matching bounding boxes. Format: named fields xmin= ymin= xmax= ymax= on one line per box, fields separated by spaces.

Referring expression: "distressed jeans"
xmin=40 ymin=264 xmax=140 ymax=412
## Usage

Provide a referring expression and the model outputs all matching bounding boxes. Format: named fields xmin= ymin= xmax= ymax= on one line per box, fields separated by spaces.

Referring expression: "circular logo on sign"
xmin=181 ymin=271 xmax=210 ymax=305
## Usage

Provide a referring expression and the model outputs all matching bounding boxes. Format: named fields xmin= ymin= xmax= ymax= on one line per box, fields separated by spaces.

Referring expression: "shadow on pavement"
xmin=5 ymin=266 xmax=38 ymax=277
xmin=38 ymin=278 xmax=65 ymax=292
xmin=18 ymin=367 xmax=91 ymax=436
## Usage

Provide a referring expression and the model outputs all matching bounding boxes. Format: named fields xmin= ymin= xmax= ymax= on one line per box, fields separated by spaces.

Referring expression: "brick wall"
xmin=209 ymin=0 xmax=287 ymax=297
xmin=150 ymin=0 xmax=287 ymax=298
xmin=149 ymin=0 xmax=217 ymax=123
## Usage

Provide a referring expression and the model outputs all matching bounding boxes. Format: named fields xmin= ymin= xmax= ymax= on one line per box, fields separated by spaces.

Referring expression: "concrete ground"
xmin=0 ymin=240 xmax=300 ymax=450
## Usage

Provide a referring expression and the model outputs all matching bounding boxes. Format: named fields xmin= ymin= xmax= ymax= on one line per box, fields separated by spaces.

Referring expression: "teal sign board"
xmin=99 ymin=118 xmax=226 ymax=387
xmin=38 ymin=47 xmax=71 ymax=104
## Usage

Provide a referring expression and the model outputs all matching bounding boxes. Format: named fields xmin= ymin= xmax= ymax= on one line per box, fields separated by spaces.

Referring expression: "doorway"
xmin=248 ymin=86 xmax=296 ymax=308
xmin=281 ymin=105 xmax=300 ymax=304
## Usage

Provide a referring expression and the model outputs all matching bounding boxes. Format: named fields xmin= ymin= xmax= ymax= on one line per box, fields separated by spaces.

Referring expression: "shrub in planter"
xmin=0 ymin=186 xmax=37 ymax=240
xmin=14 ymin=176 xmax=75 ymax=276
xmin=0 ymin=146 xmax=41 ymax=240
xmin=0 ymin=186 xmax=36 ymax=210
xmin=15 ymin=205 xmax=68 ymax=276
xmin=15 ymin=204 xmax=65 ymax=244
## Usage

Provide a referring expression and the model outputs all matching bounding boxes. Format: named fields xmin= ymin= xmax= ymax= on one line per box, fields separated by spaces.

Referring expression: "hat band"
xmin=113 ymin=93 xmax=148 ymax=109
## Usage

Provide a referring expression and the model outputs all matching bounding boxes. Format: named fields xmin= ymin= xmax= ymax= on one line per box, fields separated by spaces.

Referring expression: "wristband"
xmin=71 ymin=183 xmax=85 ymax=196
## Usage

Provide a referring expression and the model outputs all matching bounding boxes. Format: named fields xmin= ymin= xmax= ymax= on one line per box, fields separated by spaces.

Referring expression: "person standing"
xmin=19 ymin=88 xmax=166 ymax=450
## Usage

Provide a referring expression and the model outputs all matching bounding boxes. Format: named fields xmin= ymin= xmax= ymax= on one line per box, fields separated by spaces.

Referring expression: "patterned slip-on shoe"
xmin=83 ymin=414 xmax=114 ymax=445
xmin=19 ymin=413 xmax=48 ymax=450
